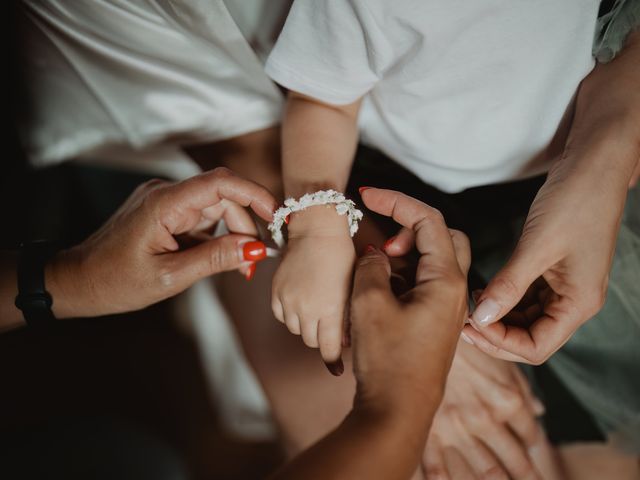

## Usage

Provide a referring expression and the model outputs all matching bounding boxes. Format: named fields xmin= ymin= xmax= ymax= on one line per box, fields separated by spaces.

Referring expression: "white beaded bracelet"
xmin=268 ymin=190 xmax=364 ymax=247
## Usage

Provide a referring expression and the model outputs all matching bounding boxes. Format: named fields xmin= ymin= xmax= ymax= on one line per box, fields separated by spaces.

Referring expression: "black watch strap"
xmin=15 ymin=240 xmax=58 ymax=327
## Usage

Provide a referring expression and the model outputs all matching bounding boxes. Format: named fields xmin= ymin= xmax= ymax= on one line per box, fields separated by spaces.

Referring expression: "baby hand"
xmin=271 ymin=207 xmax=356 ymax=374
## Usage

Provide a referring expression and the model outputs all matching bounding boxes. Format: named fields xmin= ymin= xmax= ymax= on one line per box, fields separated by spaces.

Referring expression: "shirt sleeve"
xmin=265 ymin=0 xmax=393 ymax=105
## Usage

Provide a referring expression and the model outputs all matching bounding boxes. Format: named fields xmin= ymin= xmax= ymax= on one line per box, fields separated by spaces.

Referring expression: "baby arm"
xmin=272 ymin=91 xmax=363 ymax=371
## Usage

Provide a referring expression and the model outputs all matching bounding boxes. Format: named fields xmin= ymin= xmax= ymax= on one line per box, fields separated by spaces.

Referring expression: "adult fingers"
xmin=360 ymin=189 xmax=459 ymax=283
xmin=423 ymin=437 xmax=449 ymax=480
xmin=162 ymin=234 xmax=259 ymax=293
xmin=161 ymin=167 xmax=277 ymax=231
xmin=351 ymin=246 xmax=394 ymax=307
xmin=465 ymin=296 xmax=580 ymax=364
xmin=629 ymin=159 xmax=640 ymax=188
xmin=460 ymin=408 xmax=541 ymax=480
xmin=464 ymin=366 xmax=540 ymax=448
xmin=441 ymin=447 xmax=477 ymax=480
xmin=512 ymin=364 xmax=546 ymax=416
xmin=200 ymin=199 xmax=259 ymax=237
xmin=445 ymin=408 xmax=507 ymax=479
xmin=449 ymin=229 xmax=471 ymax=276
xmin=382 ymin=226 xmax=414 ymax=256
xmin=470 ymin=247 xmax=544 ymax=328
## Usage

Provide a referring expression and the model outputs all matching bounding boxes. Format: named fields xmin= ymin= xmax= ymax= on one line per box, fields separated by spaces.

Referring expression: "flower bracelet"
xmin=268 ymin=190 xmax=364 ymax=247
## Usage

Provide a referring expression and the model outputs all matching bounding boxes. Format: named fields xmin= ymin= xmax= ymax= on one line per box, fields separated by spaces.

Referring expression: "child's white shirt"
xmin=265 ymin=0 xmax=601 ymax=193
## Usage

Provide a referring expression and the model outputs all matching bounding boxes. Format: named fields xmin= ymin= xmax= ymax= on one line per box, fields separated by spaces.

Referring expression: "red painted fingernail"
xmin=358 ymin=186 xmax=373 ymax=195
xmin=284 ymin=214 xmax=290 ymax=225
xmin=325 ymin=358 xmax=344 ymax=377
xmin=242 ymin=241 xmax=267 ymax=261
xmin=383 ymin=236 xmax=396 ymax=251
xmin=245 ymin=263 xmax=256 ymax=281
xmin=365 ymin=244 xmax=376 ymax=254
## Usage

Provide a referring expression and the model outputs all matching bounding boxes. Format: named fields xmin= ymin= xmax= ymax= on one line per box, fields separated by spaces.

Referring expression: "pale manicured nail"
xmin=460 ymin=331 xmax=474 ymax=345
xmin=472 ymin=298 xmax=501 ymax=326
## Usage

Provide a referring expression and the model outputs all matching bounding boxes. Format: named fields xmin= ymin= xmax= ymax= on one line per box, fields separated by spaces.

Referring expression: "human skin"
xmin=272 ymin=188 xmax=470 ymax=480
xmin=464 ymin=31 xmax=640 ymax=364
xmin=0 ymin=168 xmax=277 ymax=330
xmin=1 ymin=183 xmax=472 ymax=478
xmin=270 ymin=95 xmax=363 ymax=367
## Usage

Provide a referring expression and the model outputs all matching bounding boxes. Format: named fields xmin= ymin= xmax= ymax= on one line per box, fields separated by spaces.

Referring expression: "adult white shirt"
xmin=265 ymin=0 xmax=601 ymax=193
xmin=19 ymin=0 xmax=288 ymax=167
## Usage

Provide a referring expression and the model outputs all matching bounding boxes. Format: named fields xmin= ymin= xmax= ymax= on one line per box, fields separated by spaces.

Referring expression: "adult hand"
xmin=462 ymin=156 xmax=626 ymax=364
xmin=47 ymin=167 xmax=277 ymax=318
xmin=351 ymin=188 xmax=470 ymax=426
xmin=462 ymin=29 xmax=640 ymax=364
xmin=273 ymin=189 xmax=470 ymax=480
xmin=423 ymin=338 xmax=546 ymax=480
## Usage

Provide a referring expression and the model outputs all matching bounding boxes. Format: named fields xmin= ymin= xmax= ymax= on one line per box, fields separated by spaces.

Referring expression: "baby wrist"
xmin=269 ymin=190 xmax=363 ymax=246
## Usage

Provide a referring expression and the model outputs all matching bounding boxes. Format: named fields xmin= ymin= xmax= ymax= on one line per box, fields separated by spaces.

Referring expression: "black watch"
xmin=14 ymin=240 xmax=59 ymax=327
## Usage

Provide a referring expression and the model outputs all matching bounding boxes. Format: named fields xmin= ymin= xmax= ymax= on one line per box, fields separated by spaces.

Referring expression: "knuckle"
xmin=212 ymin=166 xmax=234 ymax=178
xmin=479 ymin=465 xmax=509 ymax=480
xmin=208 ymin=241 xmax=230 ymax=273
xmin=523 ymin=350 xmax=548 ymax=366
xmin=511 ymin=460 xmax=535 ymax=479
xmin=415 ymin=207 xmax=446 ymax=229
xmin=466 ymin=407 xmax=492 ymax=431
xmin=424 ymin=466 xmax=448 ymax=480
xmin=582 ymin=285 xmax=607 ymax=318
xmin=157 ymin=266 xmax=177 ymax=292
xmin=498 ymin=388 xmax=524 ymax=415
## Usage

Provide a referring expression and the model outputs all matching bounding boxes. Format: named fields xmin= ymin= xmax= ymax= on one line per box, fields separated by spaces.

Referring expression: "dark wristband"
xmin=14 ymin=240 xmax=59 ymax=327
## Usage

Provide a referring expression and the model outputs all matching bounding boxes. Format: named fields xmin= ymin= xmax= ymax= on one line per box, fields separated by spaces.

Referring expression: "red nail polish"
xmin=358 ymin=186 xmax=373 ymax=195
xmin=325 ymin=359 xmax=344 ymax=376
xmin=284 ymin=214 xmax=290 ymax=225
xmin=245 ymin=263 xmax=256 ymax=281
xmin=243 ymin=241 xmax=266 ymax=261
xmin=383 ymin=236 xmax=396 ymax=251
xmin=365 ymin=244 xmax=376 ymax=254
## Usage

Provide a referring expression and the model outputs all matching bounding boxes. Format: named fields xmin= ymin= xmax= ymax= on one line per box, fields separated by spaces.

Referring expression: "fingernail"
xmin=358 ymin=186 xmax=373 ymax=195
xmin=245 ymin=263 xmax=256 ymax=281
xmin=242 ymin=241 xmax=267 ymax=262
xmin=460 ymin=331 xmax=474 ymax=345
xmin=365 ymin=244 xmax=377 ymax=254
xmin=284 ymin=214 xmax=290 ymax=225
xmin=471 ymin=298 xmax=501 ymax=327
xmin=325 ymin=358 xmax=344 ymax=376
xmin=383 ymin=236 xmax=396 ymax=251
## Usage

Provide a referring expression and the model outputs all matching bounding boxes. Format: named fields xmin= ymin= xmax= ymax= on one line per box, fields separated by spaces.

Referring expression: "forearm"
xmin=282 ymin=92 xmax=361 ymax=198
xmin=563 ymin=31 xmax=640 ymax=180
xmin=272 ymin=406 xmax=435 ymax=480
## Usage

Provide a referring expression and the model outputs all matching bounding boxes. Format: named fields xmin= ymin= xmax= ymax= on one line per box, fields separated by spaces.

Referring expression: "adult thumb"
xmin=471 ymin=248 xmax=543 ymax=328
xmin=167 ymin=234 xmax=262 ymax=293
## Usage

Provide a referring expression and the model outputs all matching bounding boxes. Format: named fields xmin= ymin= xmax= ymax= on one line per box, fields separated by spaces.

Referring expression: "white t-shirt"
xmin=265 ymin=0 xmax=601 ymax=193
xmin=20 ymin=0 xmax=288 ymax=167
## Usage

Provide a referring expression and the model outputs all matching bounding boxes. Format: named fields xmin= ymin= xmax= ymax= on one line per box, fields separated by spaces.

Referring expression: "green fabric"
xmin=475 ymin=186 xmax=640 ymax=453
xmin=594 ymin=0 xmax=640 ymax=62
